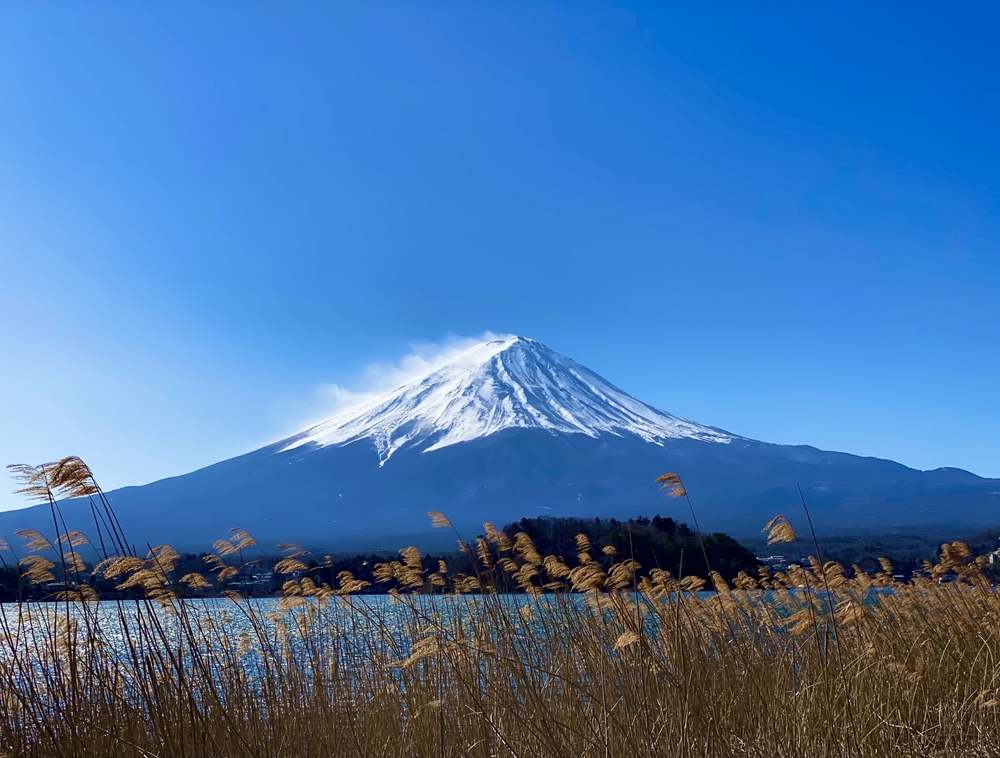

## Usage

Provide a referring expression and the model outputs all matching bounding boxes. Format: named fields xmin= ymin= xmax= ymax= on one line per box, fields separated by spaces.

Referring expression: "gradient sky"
xmin=1 ymin=2 xmax=997 ymax=511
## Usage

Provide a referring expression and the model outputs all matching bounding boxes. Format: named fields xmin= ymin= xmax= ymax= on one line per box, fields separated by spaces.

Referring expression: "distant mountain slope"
xmin=2 ymin=337 xmax=997 ymax=551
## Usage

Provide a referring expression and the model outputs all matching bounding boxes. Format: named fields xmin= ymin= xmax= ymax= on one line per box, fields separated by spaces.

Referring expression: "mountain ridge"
xmin=1 ymin=336 xmax=996 ymax=550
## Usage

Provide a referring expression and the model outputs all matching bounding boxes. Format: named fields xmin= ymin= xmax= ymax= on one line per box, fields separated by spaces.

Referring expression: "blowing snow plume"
xmin=287 ymin=332 xmax=517 ymax=432
xmin=281 ymin=334 xmax=733 ymax=465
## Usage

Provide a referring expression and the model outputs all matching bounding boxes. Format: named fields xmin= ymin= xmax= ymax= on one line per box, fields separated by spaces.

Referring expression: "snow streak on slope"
xmin=282 ymin=336 xmax=734 ymax=464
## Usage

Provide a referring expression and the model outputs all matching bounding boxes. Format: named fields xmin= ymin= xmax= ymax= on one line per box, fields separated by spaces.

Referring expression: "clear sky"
xmin=1 ymin=2 xmax=997 ymax=511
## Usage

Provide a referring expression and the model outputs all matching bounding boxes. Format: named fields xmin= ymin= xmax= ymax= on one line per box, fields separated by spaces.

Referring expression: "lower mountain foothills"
xmin=4 ymin=457 xmax=1000 ymax=757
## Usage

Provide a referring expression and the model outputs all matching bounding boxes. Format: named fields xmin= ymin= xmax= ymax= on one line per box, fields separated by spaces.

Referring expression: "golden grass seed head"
xmin=452 ymin=574 xmax=483 ymax=593
xmin=213 ymin=539 xmax=239 ymax=557
xmin=823 ymin=561 xmax=847 ymax=587
xmin=227 ymin=528 xmax=258 ymax=551
xmin=543 ymin=554 xmax=571 ymax=579
xmin=148 ymin=544 xmax=182 ymax=572
xmin=397 ymin=635 xmax=441 ymax=669
xmin=180 ymin=572 xmax=212 ymax=590
xmin=497 ymin=534 xmax=512 ymax=553
xmin=399 ymin=567 xmax=425 ymax=590
xmin=46 ymin=456 xmax=100 ymax=499
xmin=763 ymin=515 xmax=797 ymax=545
xmin=709 ymin=570 xmax=731 ymax=594
xmin=275 ymin=557 xmax=309 ymax=574
xmin=835 ymin=599 xmax=866 ymax=625
xmin=427 ymin=511 xmax=453 ymax=528
xmin=54 ymin=585 xmax=100 ymax=603
xmin=614 ymin=630 xmax=641 ymax=651
xmin=656 ymin=472 xmax=687 ymax=498
xmin=57 ymin=531 xmax=89 ymax=548
xmin=853 ymin=565 xmax=872 ymax=589
xmin=118 ymin=569 xmax=162 ymax=591
xmin=951 ymin=541 xmax=971 ymax=558
xmin=400 ymin=546 xmax=423 ymax=571
xmin=569 ymin=561 xmax=606 ymax=592
xmin=679 ymin=575 xmax=706 ymax=592
xmin=19 ymin=555 xmax=56 ymax=584
xmin=63 ymin=551 xmax=87 ymax=574
xmin=372 ymin=561 xmax=398 ymax=584
xmin=787 ymin=564 xmax=812 ymax=587
xmin=514 ymin=563 xmax=539 ymax=591
xmin=98 ymin=556 xmax=145 ymax=579
xmin=476 ymin=537 xmax=493 ymax=568
xmin=7 ymin=463 xmax=52 ymax=503
xmin=785 ymin=608 xmax=814 ymax=637
xmin=607 ymin=559 xmax=641 ymax=590
xmin=513 ymin=533 xmax=542 ymax=565
xmin=14 ymin=529 xmax=53 ymax=553
xmin=484 ymin=522 xmax=513 ymax=552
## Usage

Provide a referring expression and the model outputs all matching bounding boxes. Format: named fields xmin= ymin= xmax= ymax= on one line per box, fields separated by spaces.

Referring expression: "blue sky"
xmin=1 ymin=2 xmax=997 ymax=510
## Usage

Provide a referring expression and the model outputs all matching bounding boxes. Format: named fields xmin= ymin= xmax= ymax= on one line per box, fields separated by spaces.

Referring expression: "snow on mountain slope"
xmin=282 ymin=336 xmax=735 ymax=464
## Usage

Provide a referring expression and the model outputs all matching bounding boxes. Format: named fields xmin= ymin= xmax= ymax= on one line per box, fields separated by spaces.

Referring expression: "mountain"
xmin=2 ymin=336 xmax=998 ymax=551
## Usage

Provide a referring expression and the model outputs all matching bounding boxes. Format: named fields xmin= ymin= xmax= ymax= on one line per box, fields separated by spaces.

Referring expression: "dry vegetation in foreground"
xmin=2 ymin=458 xmax=1000 ymax=758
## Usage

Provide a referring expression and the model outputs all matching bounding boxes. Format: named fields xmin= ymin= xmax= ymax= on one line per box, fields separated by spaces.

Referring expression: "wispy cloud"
xmin=275 ymin=331 xmax=512 ymax=437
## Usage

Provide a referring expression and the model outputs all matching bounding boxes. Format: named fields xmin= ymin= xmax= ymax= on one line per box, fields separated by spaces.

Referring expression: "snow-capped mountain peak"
xmin=282 ymin=336 xmax=734 ymax=464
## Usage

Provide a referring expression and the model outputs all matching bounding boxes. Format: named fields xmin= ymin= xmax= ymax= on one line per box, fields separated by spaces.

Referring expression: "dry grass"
xmin=2 ymin=457 xmax=1000 ymax=757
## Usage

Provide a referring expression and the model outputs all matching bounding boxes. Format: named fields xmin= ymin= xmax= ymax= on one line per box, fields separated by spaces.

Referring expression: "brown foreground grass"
xmin=2 ymin=457 xmax=1000 ymax=757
